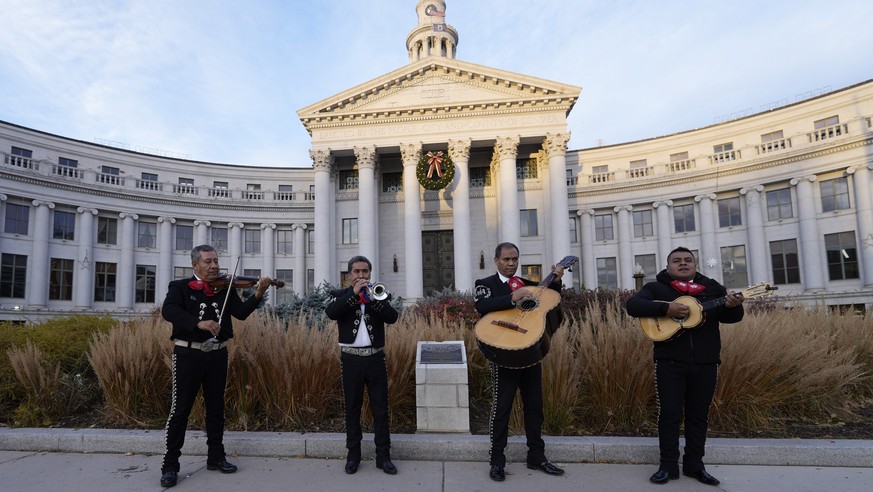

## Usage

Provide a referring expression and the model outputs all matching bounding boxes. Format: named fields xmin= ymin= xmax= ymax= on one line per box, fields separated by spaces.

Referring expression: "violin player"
xmin=159 ymin=244 xmax=273 ymax=488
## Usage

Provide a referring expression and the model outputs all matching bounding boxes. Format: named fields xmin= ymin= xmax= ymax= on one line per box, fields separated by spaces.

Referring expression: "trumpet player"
xmin=325 ymin=255 xmax=399 ymax=476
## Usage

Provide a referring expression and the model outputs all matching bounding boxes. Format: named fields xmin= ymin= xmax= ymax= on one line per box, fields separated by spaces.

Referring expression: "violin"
xmin=207 ymin=274 xmax=285 ymax=289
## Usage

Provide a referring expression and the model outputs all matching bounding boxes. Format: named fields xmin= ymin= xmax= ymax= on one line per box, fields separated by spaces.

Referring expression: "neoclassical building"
xmin=1 ymin=0 xmax=872 ymax=321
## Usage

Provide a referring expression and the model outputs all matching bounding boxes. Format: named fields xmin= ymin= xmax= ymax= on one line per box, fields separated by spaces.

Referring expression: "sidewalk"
xmin=1 ymin=429 xmax=872 ymax=491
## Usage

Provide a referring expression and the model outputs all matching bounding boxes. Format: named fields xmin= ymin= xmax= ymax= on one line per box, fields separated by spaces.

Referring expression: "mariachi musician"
xmin=473 ymin=242 xmax=565 ymax=482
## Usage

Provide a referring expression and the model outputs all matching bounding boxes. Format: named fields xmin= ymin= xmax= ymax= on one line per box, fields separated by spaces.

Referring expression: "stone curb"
xmin=1 ymin=428 xmax=871 ymax=467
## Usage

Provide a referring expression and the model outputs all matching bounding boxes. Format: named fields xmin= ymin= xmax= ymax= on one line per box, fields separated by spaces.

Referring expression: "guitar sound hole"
xmin=518 ymin=297 xmax=539 ymax=311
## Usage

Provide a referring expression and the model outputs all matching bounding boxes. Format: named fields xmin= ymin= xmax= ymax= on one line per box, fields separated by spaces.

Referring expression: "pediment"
xmin=297 ymin=58 xmax=581 ymax=130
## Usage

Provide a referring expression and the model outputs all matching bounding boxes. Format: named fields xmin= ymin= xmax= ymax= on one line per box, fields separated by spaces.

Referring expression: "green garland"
xmin=416 ymin=150 xmax=455 ymax=190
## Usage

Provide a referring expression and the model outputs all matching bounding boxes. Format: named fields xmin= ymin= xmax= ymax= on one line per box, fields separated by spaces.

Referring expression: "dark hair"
xmin=666 ymin=246 xmax=695 ymax=264
xmin=494 ymin=242 xmax=519 ymax=259
xmin=191 ymin=244 xmax=216 ymax=263
xmin=347 ymin=255 xmax=372 ymax=272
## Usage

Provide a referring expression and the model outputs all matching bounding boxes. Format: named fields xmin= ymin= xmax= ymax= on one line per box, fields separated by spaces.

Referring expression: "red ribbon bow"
xmin=670 ymin=280 xmax=704 ymax=295
xmin=508 ymin=276 xmax=525 ymax=292
xmin=426 ymin=151 xmax=444 ymax=179
xmin=356 ymin=291 xmax=370 ymax=305
xmin=188 ymin=279 xmax=216 ymax=297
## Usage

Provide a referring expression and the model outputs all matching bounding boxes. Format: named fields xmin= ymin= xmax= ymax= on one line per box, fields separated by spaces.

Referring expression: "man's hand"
xmin=255 ymin=277 xmax=272 ymax=299
xmin=551 ymin=264 xmax=564 ymax=281
xmin=666 ymin=302 xmax=690 ymax=318
xmin=725 ymin=291 xmax=745 ymax=308
xmin=352 ymin=277 xmax=369 ymax=296
xmin=197 ymin=320 xmax=221 ymax=337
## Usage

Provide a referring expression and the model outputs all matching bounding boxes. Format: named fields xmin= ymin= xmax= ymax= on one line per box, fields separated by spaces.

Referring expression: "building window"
xmin=634 ymin=254 xmax=657 ymax=284
xmin=243 ymin=269 xmax=261 ymax=278
xmin=135 ymin=264 xmax=156 ymax=303
xmin=277 ymin=184 xmax=293 ymax=200
xmin=570 ymin=217 xmax=578 ymax=243
xmin=342 ymin=218 xmax=359 ymax=244
xmin=825 ymin=231 xmax=859 ymax=281
xmin=211 ymin=226 xmax=228 ymax=252
xmin=49 ymin=258 xmax=74 ymax=301
xmin=382 ymin=172 xmax=403 ymax=192
xmin=516 ymin=158 xmax=538 ymax=179
xmin=275 ymin=269 xmax=293 ymax=304
xmin=814 ymin=115 xmax=840 ymax=129
xmin=632 ymin=210 xmax=653 ymax=237
xmin=766 ymin=188 xmax=793 ymax=220
xmin=521 ymin=265 xmax=542 ymax=283
xmin=673 ymin=204 xmax=696 ymax=233
xmin=211 ymin=181 xmax=229 ymax=198
xmin=53 ymin=210 xmax=76 ymax=240
xmin=720 ymin=245 xmax=748 ymax=289
xmin=4 ymin=203 xmax=29 ymax=235
xmin=139 ymin=172 xmax=159 ymax=190
xmin=8 ymin=146 xmax=33 ymax=168
xmin=94 ymin=262 xmax=117 ymax=302
xmin=820 ymin=177 xmax=851 ymax=212
xmin=629 ymin=159 xmax=647 ymax=168
xmin=307 ymin=268 xmax=315 ymax=293
xmin=718 ymin=197 xmax=742 ymax=227
xmin=770 ymin=239 xmax=800 ymax=285
xmin=138 ymin=222 xmax=157 ymax=249
xmin=178 ymin=177 xmax=195 ymax=194
xmin=97 ymin=217 xmax=118 ymax=245
xmin=566 ymin=168 xmax=577 ymax=186
xmin=594 ymin=214 xmax=614 ymax=241
xmin=520 ymin=209 xmax=538 ymax=237
xmin=175 ymin=225 xmax=193 ymax=251
xmin=246 ymin=183 xmax=263 ymax=200
xmin=57 ymin=157 xmax=79 ymax=177
xmin=712 ymin=142 xmax=736 ymax=163
xmin=308 ymin=229 xmax=315 ymax=254
xmin=99 ymin=165 xmax=120 ymax=185
xmin=174 ymin=266 xmax=194 ymax=280
xmin=596 ymin=257 xmax=618 ymax=290
xmin=244 ymin=228 xmax=261 ymax=254
xmin=339 ymin=170 xmax=359 ymax=190
xmin=470 ymin=167 xmax=491 ymax=187
xmin=1 ymin=253 xmax=27 ymax=298
xmin=276 ymin=229 xmax=293 ymax=254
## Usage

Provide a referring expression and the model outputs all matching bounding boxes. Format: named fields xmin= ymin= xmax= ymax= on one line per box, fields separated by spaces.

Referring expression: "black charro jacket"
xmin=324 ymin=286 xmax=399 ymax=347
xmin=161 ymin=277 xmax=261 ymax=343
xmin=625 ymin=270 xmax=744 ymax=364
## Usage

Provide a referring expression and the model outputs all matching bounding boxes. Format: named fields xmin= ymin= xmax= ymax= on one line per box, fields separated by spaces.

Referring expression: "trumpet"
xmin=364 ymin=282 xmax=391 ymax=301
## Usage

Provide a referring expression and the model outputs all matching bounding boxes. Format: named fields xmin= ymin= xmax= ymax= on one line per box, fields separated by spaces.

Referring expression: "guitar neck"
xmin=700 ymin=296 xmax=727 ymax=311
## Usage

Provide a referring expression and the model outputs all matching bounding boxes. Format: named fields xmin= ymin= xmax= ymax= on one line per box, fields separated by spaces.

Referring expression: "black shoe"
xmin=489 ymin=464 xmax=506 ymax=482
xmin=206 ymin=460 xmax=238 ymax=474
xmin=160 ymin=470 xmax=178 ymax=487
xmin=526 ymin=460 xmax=565 ymax=476
xmin=376 ymin=459 xmax=397 ymax=475
xmin=683 ymin=469 xmax=720 ymax=486
xmin=344 ymin=460 xmax=359 ymax=474
xmin=650 ymin=468 xmax=679 ymax=484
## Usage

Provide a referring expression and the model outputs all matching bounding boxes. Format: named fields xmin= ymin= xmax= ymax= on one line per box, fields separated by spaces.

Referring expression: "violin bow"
xmin=214 ymin=256 xmax=242 ymax=337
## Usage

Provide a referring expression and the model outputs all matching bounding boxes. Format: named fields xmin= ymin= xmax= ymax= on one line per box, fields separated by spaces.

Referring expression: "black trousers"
xmin=340 ymin=351 xmax=391 ymax=460
xmin=488 ymin=361 xmax=545 ymax=466
xmin=654 ymin=359 xmax=718 ymax=473
xmin=161 ymin=345 xmax=228 ymax=473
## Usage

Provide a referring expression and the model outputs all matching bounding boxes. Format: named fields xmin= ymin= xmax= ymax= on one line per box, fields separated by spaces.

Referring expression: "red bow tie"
xmin=188 ymin=279 xmax=216 ymax=296
xmin=670 ymin=280 xmax=704 ymax=295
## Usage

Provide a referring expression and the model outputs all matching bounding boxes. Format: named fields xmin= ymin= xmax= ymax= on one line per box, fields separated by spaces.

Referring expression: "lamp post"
xmin=633 ymin=263 xmax=645 ymax=291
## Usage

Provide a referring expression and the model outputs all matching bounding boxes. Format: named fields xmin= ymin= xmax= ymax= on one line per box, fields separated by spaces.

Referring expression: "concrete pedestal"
xmin=415 ymin=341 xmax=470 ymax=433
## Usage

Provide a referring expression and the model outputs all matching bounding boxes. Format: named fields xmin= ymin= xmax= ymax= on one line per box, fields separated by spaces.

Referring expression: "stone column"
xmin=544 ymin=132 xmax=572 ymax=287
xmin=791 ymin=176 xmax=825 ymax=291
xmin=157 ymin=216 xmax=175 ymax=301
xmin=495 ymin=136 xmax=520 ymax=245
xmin=740 ymin=185 xmax=767 ymax=284
xmin=194 ymin=219 xmax=211 ymax=246
xmin=75 ymin=207 xmax=97 ymax=309
xmin=29 ymin=200 xmax=54 ymax=308
xmin=577 ymin=209 xmax=597 ymax=289
xmin=118 ymin=212 xmax=138 ymax=310
xmin=695 ymin=193 xmax=718 ymax=278
xmin=354 ymin=145 xmax=378 ymax=269
xmin=615 ymin=205 xmax=634 ymax=290
xmin=293 ymin=223 xmax=307 ymax=295
xmin=653 ymin=200 xmax=673 ymax=267
xmin=261 ymin=223 xmax=276 ymax=306
xmin=848 ymin=164 xmax=873 ymax=287
xmin=400 ymin=142 xmax=424 ymax=299
xmin=449 ymin=138 xmax=472 ymax=292
xmin=228 ymin=222 xmax=244 ymax=270
xmin=310 ymin=149 xmax=333 ymax=286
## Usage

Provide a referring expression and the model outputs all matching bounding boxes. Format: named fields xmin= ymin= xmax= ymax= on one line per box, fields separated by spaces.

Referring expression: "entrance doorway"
xmin=422 ymin=231 xmax=454 ymax=296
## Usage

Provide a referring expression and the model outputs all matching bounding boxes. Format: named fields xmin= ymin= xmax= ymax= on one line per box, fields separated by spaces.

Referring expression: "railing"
xmin=275 ymin=191 xmax=294 ymax=201
xmin=245 ymin=191 xmax=264 ymax=200
xmin=53 ymin=164 xmax=81 ymax=178
xmin=626 ymin=166 xmax=653 ymax=179
xmin=173 ymin=184 xmax=197 ymax=195
xmin=566 ymin=175 xmax=578 ymax=186
xmin=98 ymin=173 xmax=123 ymax=185
xmin=589 ymin=172 xmax=614 ymax=184
xmin=756 ymin=138 xmax=792 ymax=154
xmin=304 ymin=192 xmax=315 ymax=200
xmin=710 ymin=150 xmax=739 ymax=165
xmin=667 ymin=159 xmax=695 ymax=172
xmin=209 ymin=187 xmax=229 ymax=198
xmin=136 ymin=179 xmax=162 ymax=191
xmin=807 ymin=123 xmax=848 ymax=142
xmin=3 ymin=154 xmax=35 ymax=169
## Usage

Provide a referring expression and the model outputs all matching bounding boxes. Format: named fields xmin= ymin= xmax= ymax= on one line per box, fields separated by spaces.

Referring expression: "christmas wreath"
xmin=416 ymin=150 xmax=454 ymax=190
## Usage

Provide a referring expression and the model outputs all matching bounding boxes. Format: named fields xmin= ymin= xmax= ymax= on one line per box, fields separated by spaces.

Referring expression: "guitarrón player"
xmin=473 ymin=242 xmax=565 ymax=482
xmin=625 ymin=246 xmax=744 ymax=487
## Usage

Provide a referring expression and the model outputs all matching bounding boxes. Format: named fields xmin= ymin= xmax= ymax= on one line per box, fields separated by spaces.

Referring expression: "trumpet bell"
xmin=370 ymin=282 xmax=390 ymax=301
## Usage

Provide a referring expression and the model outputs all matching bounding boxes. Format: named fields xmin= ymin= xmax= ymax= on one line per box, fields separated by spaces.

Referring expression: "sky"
xmin=1 ymin=0 xmax=871 ymax=168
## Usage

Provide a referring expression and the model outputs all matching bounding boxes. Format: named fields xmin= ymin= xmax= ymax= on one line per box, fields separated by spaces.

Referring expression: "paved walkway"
xmin=0 ymin=429 xmax=871 ymax=491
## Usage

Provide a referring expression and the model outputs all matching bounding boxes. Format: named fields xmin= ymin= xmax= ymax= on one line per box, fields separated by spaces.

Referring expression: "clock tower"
xmin=406 ymin=0 xmax=458 ymax=62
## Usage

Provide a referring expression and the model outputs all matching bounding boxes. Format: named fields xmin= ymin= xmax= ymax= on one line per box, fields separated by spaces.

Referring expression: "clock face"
xmin=425 ymin=4 xmax=440 ymax=16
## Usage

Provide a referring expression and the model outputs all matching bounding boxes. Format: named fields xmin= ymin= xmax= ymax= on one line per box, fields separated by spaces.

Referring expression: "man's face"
xmin=193 ymin=250 xmax=220 ymax=281
xmin=494 ymin=246 xmax=519 ymax=278
xmin=666 ymin=251 xmax=697 ymax=281
xmin=349 ymin=261 xmax=371 ymax=284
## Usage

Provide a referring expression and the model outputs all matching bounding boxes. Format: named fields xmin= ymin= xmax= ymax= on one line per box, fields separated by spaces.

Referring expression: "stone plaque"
xmin=419 ymin=342 xmax=464 ymax=364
